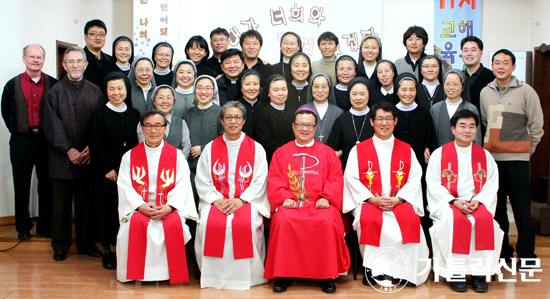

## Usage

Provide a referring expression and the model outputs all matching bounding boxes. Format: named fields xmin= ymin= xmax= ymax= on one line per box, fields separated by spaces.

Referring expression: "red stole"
xmin=204 ymin=135 xmax=256 ymax=259
xmin=441 ymin=141 xmax=494 ymax=254
xmin=357 ymin=138 xmax=420 ymax=246
xmin=127 ymin=142 xmax=189 ymax=284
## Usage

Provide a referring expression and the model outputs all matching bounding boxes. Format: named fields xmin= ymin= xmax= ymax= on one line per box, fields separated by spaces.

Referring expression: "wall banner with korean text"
xmin=133 ymin=0 xmax=179 ymax=57
xmin=434 ymin=0 xmax=481 ymax=70
xmin=134 ymin=0 xmax=381 ymax=63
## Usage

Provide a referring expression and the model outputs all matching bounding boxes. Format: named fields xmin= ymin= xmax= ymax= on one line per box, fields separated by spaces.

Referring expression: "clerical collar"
xmin=335 ymin=84 xmax=348 ymax=91
xmin=283 ymin=58 xmax=290 ymax=64
xmin=295 ymin=139 xmax=314 ymax=147
xmin=198 ymin=102 xmax=213 ymax=110
xmin=153 ymin=68 xmax=170 ymax=75
xmin=106 ymin=101 xmax=127 ymax=112
xmin=373 ymin=134 xmax=395 ymax=144
xmin=176 ymin=86 xmax=193 ymax=95
xmin=223 ymin=131 xmax=245 ymax=145
xmin=445 ymin=98 xmax=463 ymax=106
xmin=144 ymin=140 xmax=164 ymax=151
xmin=454 ymin=140 xmax=472 ymax=153
xmin=116 ymin=62 xmax=131 ymax=71
xmin=229 ymin=79 xmax=237 ymax=84
xmin=292 ymin=80 xmax=308 ymax=91
xmin=381 ymin=86 xmax=394 ymax=95
xmin=350 ymin=107 xmax=370 ymax=116
xmin=270 ymin=102 xmax=285 ymax=110
xmin=396 ymin=102 xmax=418 ymax=111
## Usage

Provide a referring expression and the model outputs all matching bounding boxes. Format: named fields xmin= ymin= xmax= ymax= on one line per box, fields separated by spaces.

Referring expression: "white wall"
xmin=0 ymin=0 xmax=132 ymax=217
xmin=0 ymin=0 xmax=547 ymax=217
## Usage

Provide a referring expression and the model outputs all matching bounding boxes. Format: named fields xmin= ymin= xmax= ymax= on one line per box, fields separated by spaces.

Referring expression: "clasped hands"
xmin=138 ymin=202 xmax=174 ymax=220
xmin=368 ymin=196 xmax=401 ymax=211
xmin=67 ymin=146 xmax=90 ymax=165
xmin=213 ymin=197 xmax=244 ymax=215
xmin=281 ymin=197 xmax=330 ymax=209
xmin=453 ymin=199 xmax=480 ymax=215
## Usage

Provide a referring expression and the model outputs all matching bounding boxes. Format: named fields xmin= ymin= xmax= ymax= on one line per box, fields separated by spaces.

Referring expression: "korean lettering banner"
xmin=434 ymin=0 xmax=481 ymax=70
xmin=134 ymin=0 xmax=382 ymax=62
xmin=133 ymin=0 xmax=178 ymax=57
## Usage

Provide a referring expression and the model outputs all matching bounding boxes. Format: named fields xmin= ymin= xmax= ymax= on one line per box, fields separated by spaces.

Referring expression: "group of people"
xmin=1 ymin=18 xmax=544 ymax=294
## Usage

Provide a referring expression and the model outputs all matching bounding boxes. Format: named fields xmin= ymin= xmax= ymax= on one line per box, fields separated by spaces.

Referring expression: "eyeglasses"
xmin=224 ymin=115 xmax=243 ymax=121
xmin=444 ymin=82 xmax=462 ymax=88
xmin=294 ymin=123 xmax=316 ymax=129
xmin=337 ymin=67 xmax=354 ymax=73
xmin=66 ymin=59 xmax=85 ymax=65
xmin=87 ymin=32 xmax=106 ymax=38
xmin=374 ymin=117 xmax=395 ymax=123
xmin=212 ymin=37 xmax=228 ymax=43
xmin=196 ymin=86 xmax=213 ymax=92
xmin=142 ymin=124 xmax=165 ymax=131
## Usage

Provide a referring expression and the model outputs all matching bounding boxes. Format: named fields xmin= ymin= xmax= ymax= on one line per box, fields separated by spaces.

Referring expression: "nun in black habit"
xmin=286 ymin=52 xmax=312 ymax=112
xmin=327 ymin=77 xmax=374 ymax=170
xmin=151 ymin=42 xmax=175 ymax=86
xmin=357 ymin=35 xmax=382 ymax=82
xmin=416 ymin=55 xmax=445 ymax=110
xmin=369 ymin=59 xmax=399 ymax=108
xmin=333 ymin=55 xmax=358 ymax=112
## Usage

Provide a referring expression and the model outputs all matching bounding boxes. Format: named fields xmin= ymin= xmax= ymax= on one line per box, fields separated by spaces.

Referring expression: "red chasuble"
xmin=264 ymin=141 xmax=350 ymax=279
xmin=357 ymin=138 xmax=420 ymax=246
xmin=441 ymin=141 xmax=494 ymax=254
xmin=204 ymin=135 xmax=256 ymax=259
xmin=126 ymin=142 xmax=189 ymax=284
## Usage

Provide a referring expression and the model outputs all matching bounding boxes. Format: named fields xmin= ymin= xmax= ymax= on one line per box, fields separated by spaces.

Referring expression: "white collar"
xmin=313 ymin=101 xmax=329 ymax=109
xmin=144 ymin=140 xmax=164 ymax=152
xmin=176 ymin=86 xmax=193 ymax=95
xmin=445 ymin=98 xmax=463 ymax=106
xmin=283 ymin=58 xmax=290 ymax=64
xmin=350 ymin=107 xmax=370 ymax=116
xmin=223 ymin=132 xmax=245 ymax=145
xmin=292 ymin=80 xmax=308 ymax=90
xmin=198 ymin=102 xmax=213 ymax=110
xmin=396 ymin=102 xmax=418 ymax=111
xmin=295 ymin=139 xmax=315 ymax=147
xmin=116 ymin=62 xmax=131 ymax=71
xmin=422 ymin=81 xmax=439 ymax=87
xmin=106 ymin=102 xmax=127 ymax=112
xmin=153 ymin=68 xmax=170 ymax=75
xmin=244 ymin=98 xmax=258 ymax=106
xmin=373 ymin=134 xmax=395 ymax=144
xmin=335 ymin=84 xmax=347 ymax=91
xmin=270 ymin=102 xmax=285 ymax=111
xmin=455 ymin=141 xmax=473 ymax=153
xmin=381 ymin=86 xmax=394 ymax=95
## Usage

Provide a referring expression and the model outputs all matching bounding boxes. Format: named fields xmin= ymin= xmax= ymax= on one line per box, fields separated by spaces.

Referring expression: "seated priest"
xmin=264 ymin=107 xmax=350 ymax=294
xmin=194 ymin=101 xmax=270 ymax=290
xmin=116 ymin=110 xmax=198 ymax=284
xmin=427 ymin=109 xmax=502 ymax=293
xmin=343 ymin=101 xmax=430 ymax=287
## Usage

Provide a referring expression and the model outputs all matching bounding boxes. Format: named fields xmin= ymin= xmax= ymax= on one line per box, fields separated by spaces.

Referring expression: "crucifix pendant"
xmin=319 ymin=133 xmax=324 ymax=142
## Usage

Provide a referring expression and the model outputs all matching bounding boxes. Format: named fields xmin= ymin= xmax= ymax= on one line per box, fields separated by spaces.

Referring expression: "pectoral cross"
xmin=319 ymin=133 xmax=324 ymax=142
xmin=141 ymin=188 xmax=148 ymax=200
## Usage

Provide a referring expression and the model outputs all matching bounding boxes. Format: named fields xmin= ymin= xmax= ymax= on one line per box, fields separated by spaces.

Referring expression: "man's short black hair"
xmin=220 ymin=48 xmax=244 ymax=63
xmin=84 ymin=19 xmax=107 ymax=35
xmin=492 ymin=49 xmax=516 ymax=65
xmin=450 ymin=109 xmax=479 ymax=127
xmin=317 ymin=31 xmax=339 ymax=46
xmin=294 ymin=109 xmax=318 ymax=125
xmin=402 ymin=25 xmax=428 ymax=48
xmin=210 ymin=27 xmax=229 ymax=39
xmin=185 ymin=36 xmax=210 ymax=63
xmin=460 ymin=36 xmax=484 ymax=50
xmin=239 ymin=30 xmax=263 ymax=47
xmin=140 ymin=110 xmax=167 ymax=126
xmin=370 ymin=101 xmax=398 ymax=120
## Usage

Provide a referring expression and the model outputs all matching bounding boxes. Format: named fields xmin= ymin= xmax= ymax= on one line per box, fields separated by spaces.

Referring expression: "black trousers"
xmin=50 ymin=175 xmax=94 ymax=253
xmin=494 ymin=161 xmax=537 ymax=259
xmin=9 ymin=133 xmax=51 ymax=235
xmin=95 ymin=176 xmax=118 ymax=247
